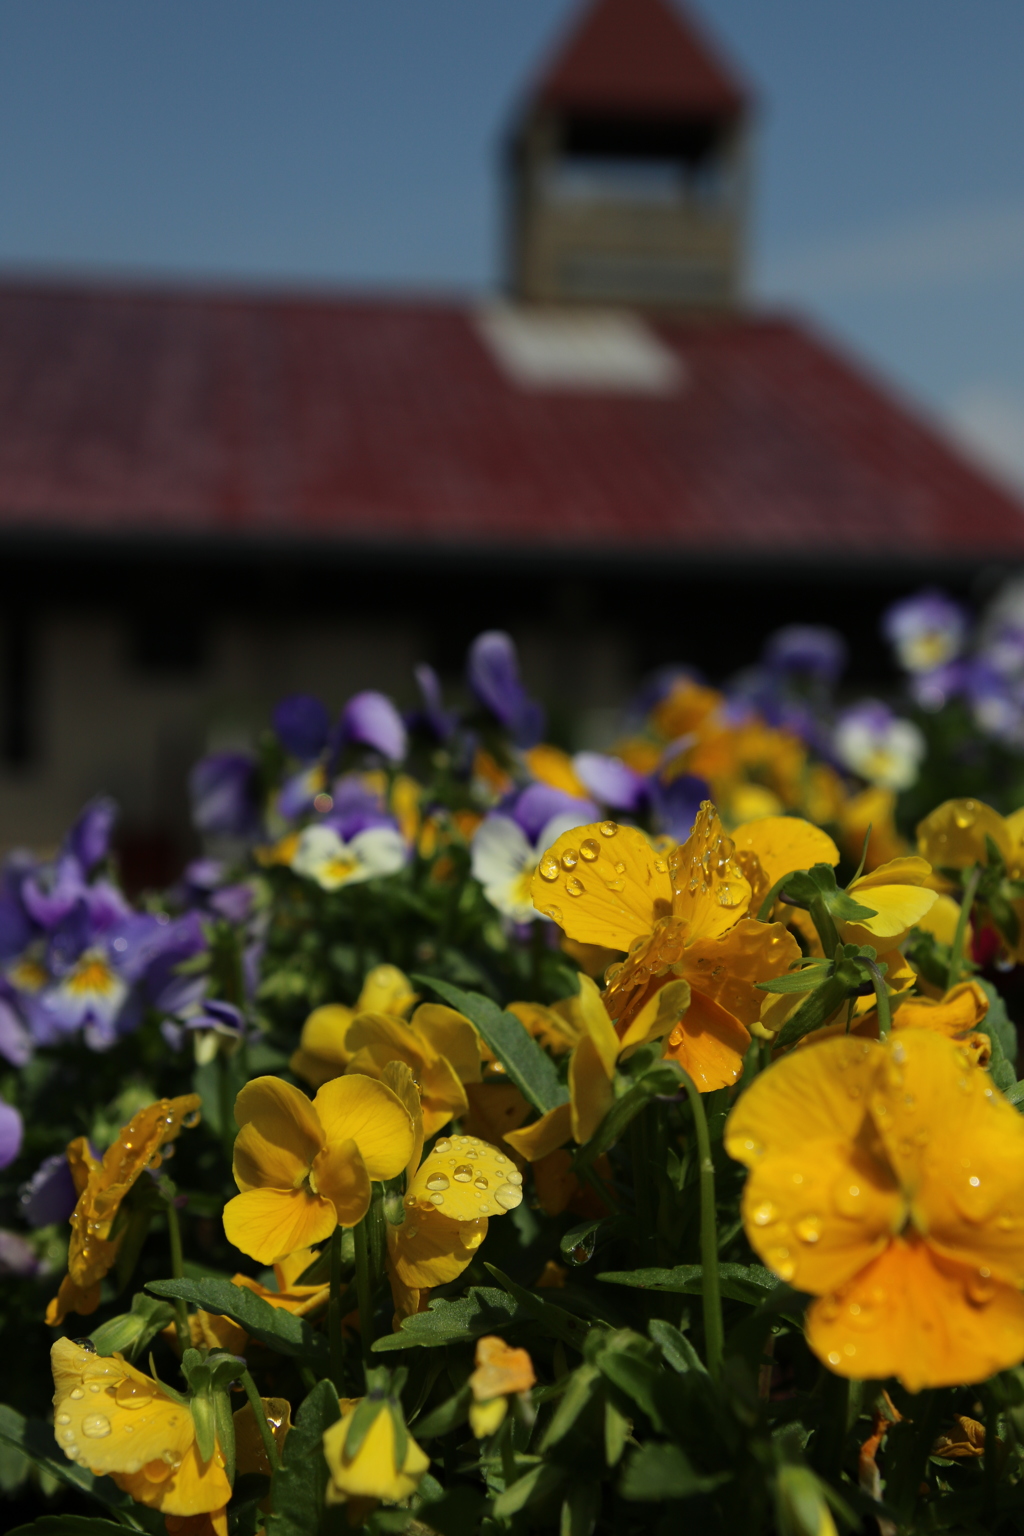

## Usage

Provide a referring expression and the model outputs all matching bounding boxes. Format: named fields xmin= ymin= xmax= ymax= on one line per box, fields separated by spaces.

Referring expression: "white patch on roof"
xmin=475 ymin=304 xmax=684 ymax=395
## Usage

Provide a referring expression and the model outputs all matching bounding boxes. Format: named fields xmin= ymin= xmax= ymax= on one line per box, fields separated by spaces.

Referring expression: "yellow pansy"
xmin=839 ymin=785 xmax=908 ymax=871
xmin=223 ymin=1075 xmax=414 ymax=1264
xmin=50 ymin=1338 xmax=231 ymax=1525
xmin=322 ymin=1398 xmax=429 ymax=1507
xmin=917 ymin=798 xmax=1013 ymax=869
xmin=468 ymin=1335 xmax=536 ymax=1438
xmin=525 ymin=744 xmax=589 ymax=797
xmin=838 ymin=857 xmax=938 ymax=949
xmin=290 ymin=965 xmax=417 ymax=1088
xmin=46 ymin=1094 xmax=201 ymax=1326
xmin=344 ymin=1003 xmax=482 ymax=1137
xmin=531 ymin=804 xmax=799 ymax=1093
xmin=726 ymin=1030 xmax=1024 ymax=1390
xmin=388 ymin=1133 xmax=523 ymax=1321
xmin=506 ymin=975 xmax=687 ymax=1161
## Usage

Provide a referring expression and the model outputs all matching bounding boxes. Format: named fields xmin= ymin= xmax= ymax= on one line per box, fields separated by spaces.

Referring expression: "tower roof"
xmin=531 ymin=0 xmax=748 ymax=122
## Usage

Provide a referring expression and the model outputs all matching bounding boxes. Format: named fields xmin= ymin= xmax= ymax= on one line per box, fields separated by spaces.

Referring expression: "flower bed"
xmin=4 ymin=590 xmax=1024 ymax=1535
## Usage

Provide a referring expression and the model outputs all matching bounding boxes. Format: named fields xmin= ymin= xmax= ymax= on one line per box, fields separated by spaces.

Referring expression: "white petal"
xmin=349 ymin=827 xmax=408 ymax=879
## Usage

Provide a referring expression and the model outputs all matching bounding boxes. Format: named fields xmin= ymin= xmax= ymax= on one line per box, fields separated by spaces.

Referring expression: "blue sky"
xmin=1 ymin=1 xmax=1023 ymax=485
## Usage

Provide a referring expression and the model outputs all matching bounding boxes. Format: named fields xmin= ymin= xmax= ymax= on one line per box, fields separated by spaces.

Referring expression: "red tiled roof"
xmin=0 ymin=276 xmax=1021 ymax=561
xmin=531 ymin=0 xmax=747 ymax=121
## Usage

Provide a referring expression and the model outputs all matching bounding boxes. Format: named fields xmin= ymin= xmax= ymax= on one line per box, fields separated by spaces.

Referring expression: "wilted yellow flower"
xmin=468 ymin=1335 xmax=536 ymax=1437
xmin=223 ymin=1075 xmax=414 ymax=1264
xmin=46 ymin=1094 xmax=201 ymax=1326
xmin=726 ymin=1030 xmax=1024 ymax=1391
xmin=50 ymin=1338 xmax=231 ymax=1526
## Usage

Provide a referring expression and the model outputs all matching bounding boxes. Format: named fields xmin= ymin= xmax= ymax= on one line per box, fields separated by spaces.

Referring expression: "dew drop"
xmin=827 ymin=1351 xmax=842 ymax=1366
xmin=653 ymin=857 xmax=668 ymax=874
xmin=493 ymin=1183 xmax=523 ymax=1210
xmin=507 ymin=1170 xmax=523 ymax=1185
xmin=561 ymin=849 xmax=579 ymax=871
xmin=795 ymin=1216 xmax=822 ymax=1245
xmin=474 ymin=1176 xmax=489 ymax=1190
xmin=88 ymin=1384 xmax=101 ymax=1394
xmin=751 ymin=1201 xmax=777 ymax=1227
xmin=953 ymin=802 xmax=977 ymax=829
xmin=480 ymin=1203 xmax=490 ymax=1212
xmin=603 ymin=877 xmax=626 ymax=892
xmin=61 ymin=1429 xmax=76 ymax=1444
xmin=425 ymin=1173 xmax=450 ymax=1192
xmin=967 ymin=1272 xmax=995 ymax=1307
xmin=580 ymin=839 xmax=600 ymax=862
xmin=538 ymin=856 xmax=559 ymax=883
xmin=69 ymin=1388 xmax=85 ymax=1401
xmin=82 ymin=1414 xmax=111 ymax=1439
xmin=599 ymin=820 xmax=618 ymax=837
xmin=434 ymin=1138 xmax=451 ymax=1153
xmin=565 ymin=876 xmax=585 ymax=898
xmin=452 ymin=1165 xmax=473 ymax=1183
xmin=543 ymin=905 xmax=563 ymax=924
xmin=182 ymin=1109 xmax=201 ymax=1129
xmin=614 ymin=861 xmax=626 ymax=874
xmin=767 ymin=1247 xmax=795 ymax=1281
xmin=430 ymin=1193 xmax=445 ymax=1206
xmin=56 ymin=1413 xmax=71 ymax=1425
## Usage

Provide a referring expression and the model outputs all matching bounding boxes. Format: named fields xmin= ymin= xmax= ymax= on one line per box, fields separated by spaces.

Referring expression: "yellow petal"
xmin=669 ymin=803 xmax=752 ymax=943
xmin=530 ymin=821 xmax=672 ymax=952
xmin=891 ymin=981 xmax=989 ymax=1039
xmin=387 ymin=1206 xmax=488 ymax=1288
xmin=508 ymin=999 xmax=581 ymax=1053
xmin=525 ymin=744 xmax=588 ymax=797
xmin=51 ymin=1345 xmax=194 ymax=1479
xmin=290 ymin=1004 xmax=353 ymax=1089
xmin=411 ymin=1004 xmax=482 ymax=1084
xmin=574 ymin=975 xmax=621 ymax=1080
xmin=618 ymin=977 xmax=691 ymax=1053
xmin=869 ymin=1030 xmax=1024 ymax=1288
xmin=356 ymin=964 xmax=417 ymax=1017
xmin=731 ymin=816 xmax=839 ymax=890
xmin=569 ymin=1034 xmax=616 ymax=1144
xmin=469 ymin=1397 xmax=508 ymax=1438
xmin=739 ymin=1139 xmax=901 ymax=1294
xmin=914 ymin=892 xmax=969 ymax=949
xmin=312 ymin=1137 xmax=372 ymax=1227
xmin=839 ymin=879 xmax=938 ymax=948
xmin=663 ymin=988 xmax=749 ymax=1092
xmin=406 ymin=1133 xmax=523 ymax=1221
xmin=312 ymin=1073 xmax=415 ymax=1182
xmin=232 ymin=1124 xmax=310 ymax=1194
xmin=805 ymin=1235 xmax=1024 ymax=1392
xmin=917 ymin=799 xmax=1011 ymax=870
xmin=852 ymin=854 xmax=935 ymax=891
xmin=381 ymin=1059 xmax=424 ymax=1183
xmin=223 ymin=1187 xmax=337 ymax=1264
xmin=233 ymin=1078 xmax=324 ymax=1185
xmin=504 ymin=1103 xmax=573 ymax=1163
xmin=470 ymin=1335 xmax=536 ymax=1399
xmin=233 ymin=1398 xmax=291 ymax=1478
xmin=725 ymin=1035 xmax=881 ymax=1163
xmin=461 ymin=1082 xmax=532 ymax=1147
xmin=680 ymin=919 xmax=801 ymax=1028
xmin=115 ymin=1439 xmax=232 ymax=1518
xmin=323 ymin=1405 xmax=428 ymax=1503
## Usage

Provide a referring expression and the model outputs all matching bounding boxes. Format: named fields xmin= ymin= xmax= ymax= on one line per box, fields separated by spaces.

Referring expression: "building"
xmin=0 ymin=0 xmax=1021 ymax=867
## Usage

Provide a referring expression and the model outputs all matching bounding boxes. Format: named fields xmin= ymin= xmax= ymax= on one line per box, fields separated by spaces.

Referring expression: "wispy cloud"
xmin=759 ymin=201 xmax=1024 ymax=302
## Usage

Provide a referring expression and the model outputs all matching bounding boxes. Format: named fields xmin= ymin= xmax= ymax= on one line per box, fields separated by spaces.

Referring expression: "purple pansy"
xmin=883 ymin=590 xmax=967 ymax=674
xmin=0 ymin=1097 xmax=23 ymax=1169
xmin=648 ymin=773 xmax=710 ymax=843
xmin=337 ymin=691 xmax=408 ymax=763
xmin=763 ymin=625 xmax=847 ymax=684
xmin=509 ymin=784 xmax=599 ymax=844
xmin=190 ymin=751 xmax=260 ymax=837
xmin=0 ymin=1230 xmax=39 ymax=1277
xmin=467 ymin=631 xmax=545 ymax=748
xmin=273 ymin=693 xmax=331 ymax=762
xmin=409 ymin=664 xmax=458 ymax=742
xmin=64 ymin=796 xmax=117 ymax=874
xmin=573 ymin=752 xmax=647 ymax=812
xmin=20 ymin=1151 xmax=78 ymax=1227
xmin=0 ymin=996 xmax=32 ymax=1066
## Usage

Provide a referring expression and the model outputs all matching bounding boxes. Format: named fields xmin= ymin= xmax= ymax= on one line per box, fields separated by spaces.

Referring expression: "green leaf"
xmin=756 ymin=964 xmax=830 ymax=995
xmin=411 ymin=975 xmax=567 ymax=1114
xmin=492 ymin=1461 xmax=565 ymax=1518
xmin=573 ymin=1063 xmax=684 ymax=1172
xmin=0 ymin=1405 xmax=130 ymax=1514
xmin=539 ymin=1365 xmax=601 ymax=1452
xmin=484 ymin=1264 xmax=596 ymax=1351
xmin=1006 ymin=1080 xmax=1024 ymax=1109
xmin=413 ymin=1384 xmax=471 ymax=1439
xmin=265 ymin=1378 xmax=339 ymax=1536
xmin=598 ymin=1264 xmax=779 ymax=1305
xmin=371 ymin=1287 xmax=528 ymax=1351
xmin=415 ymin=1484 xmax=487 ymax=1536
xmin=597 ymin=1352 xmax=666 ymax=1430
xmin=620 ymin=1442 xmax=731 ymax=1501
xmin=604 ymin=1398 xmax=631 ymax=1467
xmin=7 ymin=1520 xmax=134 ymax=1536
xmin=146 ymin=1278 xmax=328 ymax=1366
xmin=89 ymin=1293 xmax=175 ymax=1362
xmin=648 ymin=1319 xmax=707 ymax=1376
xmin=976 ymin=980 xmax=1018 ymax=1094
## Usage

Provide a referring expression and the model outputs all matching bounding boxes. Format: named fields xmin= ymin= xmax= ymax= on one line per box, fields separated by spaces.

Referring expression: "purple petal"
xmin=21 ymin=856 xmax=85 ymax=930
xmin=272 ymin=693 xmax=331 ymax=761
xmin=649 ymin=774 xmax=710 ymax=844
xmin=0 ymin=1230 xmax=39 ymax=1277
xmin=0 ymin=1098 xmax=23 ymax=1169
xmin=466 ymin=631 xmax=545 ymax=747
xmin=189 ymin=751 xmax=259 ymax=837
xmin=512 ymin=784 xmax=600 ymax=844
xmin=763 ymin=625 xmax=846 ymax=684
xmin=20 ymin=1152 xmax=77 ymax=1227
xmin=64 ymin=797 xmax=118 ymax=873
xmin=339 ymin=691 xmax=408 ymax=763
xmin=573 ymin=752 xmax=647 ymax=812
xmin=409 ymin=664 xmax=458 ymax=742
xmin=0 ymin=997 xmax=32 ymax=1067
xmin=209 ymin=883 xmax=254 ymax=924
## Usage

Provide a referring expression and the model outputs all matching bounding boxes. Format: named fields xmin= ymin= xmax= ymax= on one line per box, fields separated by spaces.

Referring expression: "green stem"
xmin=353 ymin=1212 xmax=375 ymax=1366
xmin=165 ymin=1199 xmax=190 ymax=1357
xmin=677 ymin=1069 xmax=723 ymax=1381
xmin=757 ymin=872 xmax=793 ymax=922
xmin=329 ymin=1225 xmax=345 ymax=1393
xmin=240 ymin=1368 xmax=280 ymax=1474
xmin=949 ymin=866 xmax=981 ymax=989
xmin=866 ymin=961 xmax=892 ymax=1040
xmin=808 ymin=895 xmax=840 ymax=958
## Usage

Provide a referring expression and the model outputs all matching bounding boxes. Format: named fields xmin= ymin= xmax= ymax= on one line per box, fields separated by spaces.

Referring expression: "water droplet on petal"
xmin=580 ymin=839 xmax=600 ymax=862
xmin=56 ymin=1413 xmax=71 ymax=1425
xmin=538 ymin=856 xmax=559 ymax=883
xmin=493 ymin=1183 xmax=523 ymax=1210
xmin=425 ymin=1173 xmax=450 ymax=1192
xmin=474 ymin=1176 xmax=488 ymax=1190
xmin=599 ymin=821 xmax=618 ymax=837
xmin=751 ymin=1201 xmax=777 ymax=1227
xmin=82 ymin=1414 xmax=111 ymax=1439
xmin=430 ymin=1193 xmax=445 ymax=1206
xmin=561 ymin=849 xmax=579 ymax=871
xmin=795 ymin=1217 xmax=823 ymax=1244
xmin=565 ymin=876 xmax=585 ymax=897
xmin=543 ymin=905 xmax=563 ymax=924
xmin=69 ymin=1388 xmax=85 ymax=1401
xmin=452 ymin=1165 xmax=473 ymax=1183
xmin=434 ymin=1138 xmax=451 ymax=1154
